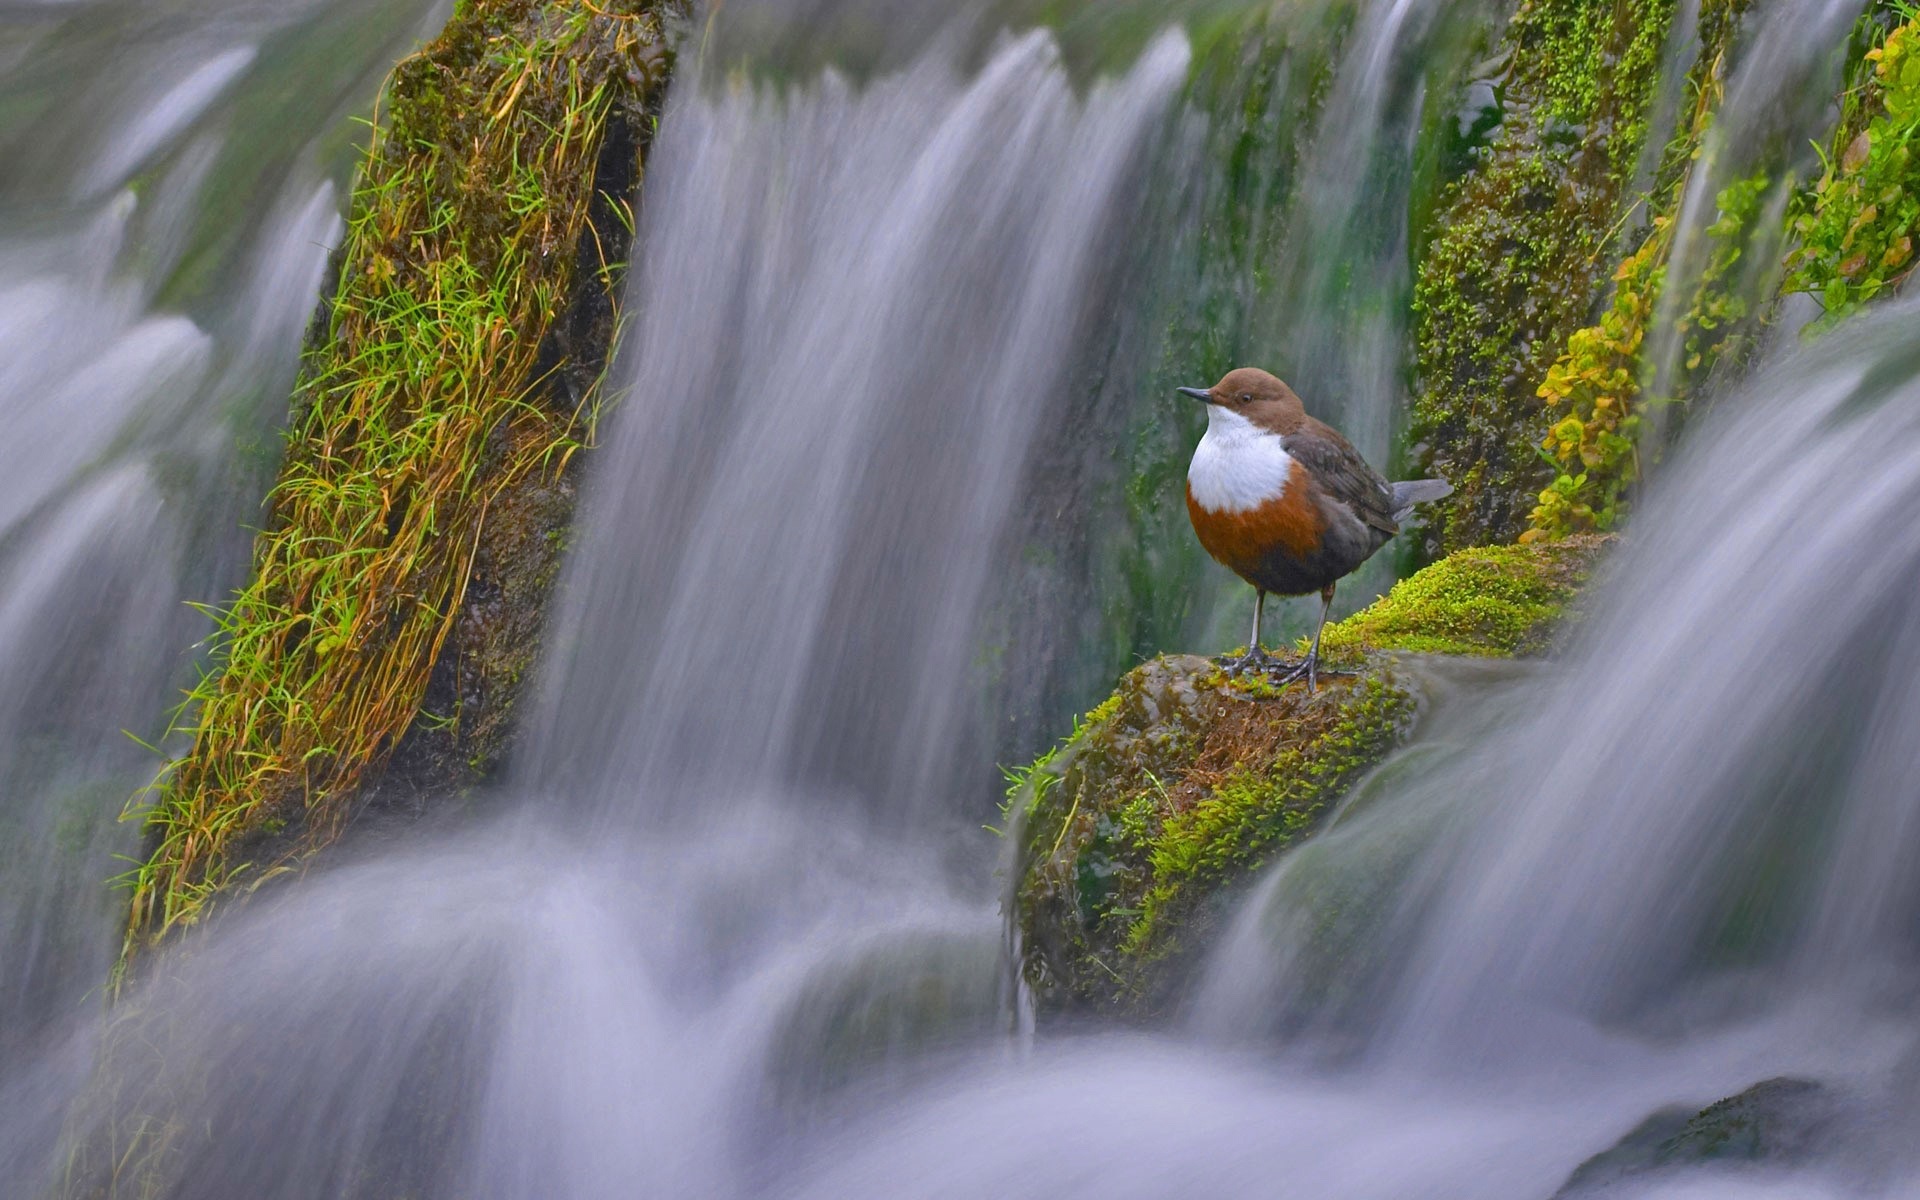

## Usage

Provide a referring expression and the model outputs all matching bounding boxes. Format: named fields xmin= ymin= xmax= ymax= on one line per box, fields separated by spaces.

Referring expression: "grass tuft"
xmin=117 ymin=0 xmax=681 ymax=966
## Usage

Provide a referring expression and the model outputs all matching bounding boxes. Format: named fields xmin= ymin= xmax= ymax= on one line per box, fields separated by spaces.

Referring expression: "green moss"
xmin=1320 ymin=534 xmax=1613 ymax=659
xmin=1011 ymin=655 xmax=1416 ymax=1017
xmin=120 ymin=0 xmax=684 ymax=961
xmin=1120 ymin=673 xmax=1415 ymax=960
xmin=1519 ymin=0 xmax=1772 ymax=542
xmin=1410 ymin=0 xmax=1678 ymax=552
xmin=1009 ymin=538 xmax=1612 ymax=1017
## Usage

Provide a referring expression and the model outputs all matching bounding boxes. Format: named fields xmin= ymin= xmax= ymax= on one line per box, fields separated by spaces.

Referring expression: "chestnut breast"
xmin=1186 ymin=405 xmax=1332 ymax=593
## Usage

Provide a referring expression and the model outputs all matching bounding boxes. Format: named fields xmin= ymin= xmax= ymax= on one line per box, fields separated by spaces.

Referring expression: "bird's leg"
xmin=1220 ymin=590 xmax=1274 ymax=676
xmin=1278 ymin=584 xmax=1336 ymax=692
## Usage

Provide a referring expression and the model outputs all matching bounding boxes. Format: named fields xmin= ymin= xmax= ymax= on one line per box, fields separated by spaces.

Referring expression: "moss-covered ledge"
xmin=1409 ymin=0 xmax=1678 ymax=551
xmin=1319 ymin=532 xmax=1612 ymax=660
xmin=1007 ymin=535 xmax=1610 ymax=1020
xmin=119 ymin=0 xmax=687 ymax=963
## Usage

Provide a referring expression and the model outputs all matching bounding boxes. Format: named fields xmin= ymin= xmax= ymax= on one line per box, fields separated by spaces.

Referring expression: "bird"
xmin=1179 ymin=367 xmax=1450 ymax=691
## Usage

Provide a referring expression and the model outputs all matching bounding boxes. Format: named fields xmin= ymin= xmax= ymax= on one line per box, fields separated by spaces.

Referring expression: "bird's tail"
xmin=1390 ymin=478 xmax=1452 ymax=522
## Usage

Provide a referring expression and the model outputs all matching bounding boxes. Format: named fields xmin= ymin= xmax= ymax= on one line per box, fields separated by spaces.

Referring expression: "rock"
xmin=1319 ymin=533 xmax=1613 ymax=661
xmin=1555 ymin=1077 xmax=1837 ymax=1196
xmin=119 ymin=0 xmax=687 ymax=958
xmin=1009 ymin=654 xmax=1417 ymax=1019
xmin=1008 ymin=539 xmax=1612 ymax=1021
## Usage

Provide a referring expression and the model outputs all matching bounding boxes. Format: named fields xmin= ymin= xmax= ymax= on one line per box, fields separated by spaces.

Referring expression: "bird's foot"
xmin=1272 ymin=653 xmax=1319 ymax=693
xmin=1216 ymin=646 xmax=1278 ymax=678
xmin=1270 ymin=653 xmax=1361 ymax=694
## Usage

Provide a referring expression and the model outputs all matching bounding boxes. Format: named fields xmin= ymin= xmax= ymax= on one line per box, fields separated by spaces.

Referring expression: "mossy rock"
xmin=1319 ymin=533 xmax=1612 ymax=660
xmin=1410 ymin=0 xmax=1677 ymax=551
xmin=1008 ymin=538 xmax=1609 ymax=1019
xmin=1010 ymin=655 xmax=1415 ymax=1019
xmin=122 ymin=0 xmax=687 ymax=958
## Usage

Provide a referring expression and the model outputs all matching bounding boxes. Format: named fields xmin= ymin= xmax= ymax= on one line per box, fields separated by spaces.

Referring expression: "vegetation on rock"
xmin=1528 ymin=0 xmax=1920 ymax=541
xmin=119 ymin=0 xmax=684 ymax=961
xmin=1525 ymin=168 xmax=1769 ymax=540
xmin=1785 ymin=7 xmax=1920 ymax=329
xmin=1010 ymin=654 xmax=1415 ymax=1017
xmin=1318 ymin=534 xmax=1611 ymax=659
xmin=1008 ymin=538 xmax=1603 ymax=1017
xmin=1409 ymin=0 xmax=1677 ymax=552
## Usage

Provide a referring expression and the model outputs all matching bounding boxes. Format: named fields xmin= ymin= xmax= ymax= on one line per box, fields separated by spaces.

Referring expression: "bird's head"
xmin=1176 ymin=368 xmax=1306 ymax=433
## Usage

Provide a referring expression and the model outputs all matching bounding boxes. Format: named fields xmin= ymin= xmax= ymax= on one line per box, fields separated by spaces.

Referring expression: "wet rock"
xmin=764 ymin=929 xmax=1004 ymax=1114
xmin=120 ymin=0 xmax=689 ymax=957
xmin=1555 ymin=1077 xmax=1837 ymax=1196
xmin=1319 ymin=533 xmax=1612 ymax=660
xmin=1410 ymin=0 xmax=1680 ymax=551
xmin=1008 ymin=539 xmax=1609 ymax=1021
xmin=1010 ymin=652 xmax=1414 ymax=1021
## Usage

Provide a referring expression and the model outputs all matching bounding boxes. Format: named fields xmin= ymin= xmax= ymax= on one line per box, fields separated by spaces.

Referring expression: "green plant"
xmin=1785 ymin=9 xmax=1920 ymax=327
xmin=1525 ymin=232 xmax=1663 ymax=538
xmin=1521 ymin=0 xmax=1772 ymax=542
xmin=118 ymin=0 xmax=678 ymax=963
xmin=1409 ymin=0 xmax=1680 ymax=551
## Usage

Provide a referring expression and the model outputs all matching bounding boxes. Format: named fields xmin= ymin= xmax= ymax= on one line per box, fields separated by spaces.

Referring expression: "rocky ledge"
xmin=1007 ymin=534 xmax=1611 ymax=1019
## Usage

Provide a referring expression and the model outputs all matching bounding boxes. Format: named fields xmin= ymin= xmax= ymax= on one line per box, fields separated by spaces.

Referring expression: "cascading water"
xmin=4 ymin=17 xmax=1212 ymax=1198
xmin=766 ymin=312 xmax=1920 ymax=1200
xmin=1643 ymin=0 xmax=1867 ymax=418
xmin=11 ymin=0 xmax=1920 ymax=1198
xmin=0 ymin=0 xmax=441 ymax=1137
xmin=524 ymin=28 xmax=1194 ymax=815
xmin=1259 ymin=0 xmax=1491 ymax=469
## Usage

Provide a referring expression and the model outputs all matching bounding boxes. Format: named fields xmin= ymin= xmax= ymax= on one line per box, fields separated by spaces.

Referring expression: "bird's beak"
xmin=1176 ymin=386 xmax=1213 ymax=403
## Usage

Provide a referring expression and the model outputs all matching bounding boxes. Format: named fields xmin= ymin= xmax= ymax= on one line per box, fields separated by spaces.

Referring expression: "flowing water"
xmin=7 ymin=0 xmax=1920 ymax=1197
xmin=0 ymin=0 xmax=443 ymax=1154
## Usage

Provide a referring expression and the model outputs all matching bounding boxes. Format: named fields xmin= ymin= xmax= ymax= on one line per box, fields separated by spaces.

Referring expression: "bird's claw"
xmin=1272 ymin=654 xmax=1362 ymax=694
xmin=1273 ymin=654 xmax=1319 ymax=693
xmin=1217 ymin=647 xmax=1277 ymax=678
xmin=1219 ymin=648 xmax=1357 ymax=695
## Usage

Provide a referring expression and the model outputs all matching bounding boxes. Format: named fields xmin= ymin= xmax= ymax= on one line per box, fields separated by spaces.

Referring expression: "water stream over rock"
xmin=6 ymin=1 xmax=1920 ymax=1197
xmin=0 ymin=0 xmax=443 ymax=1150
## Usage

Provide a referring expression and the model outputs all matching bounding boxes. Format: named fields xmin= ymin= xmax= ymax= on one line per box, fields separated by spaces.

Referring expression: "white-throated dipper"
xmin=1180 ymin=367 xmax=1451 ymax=691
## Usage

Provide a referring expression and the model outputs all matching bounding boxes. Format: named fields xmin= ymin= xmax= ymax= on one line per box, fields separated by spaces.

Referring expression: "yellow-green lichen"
xmin=1410 ymin=0 xmax=1678 ymax=552
xmin=1319 ymin=534 xmax=1612 ymax=660
xmin=1522 ymin=0 xmax=1767 ymax=542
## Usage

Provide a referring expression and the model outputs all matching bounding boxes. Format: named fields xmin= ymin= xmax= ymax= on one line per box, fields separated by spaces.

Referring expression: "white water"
xmin=0 ymin=0 xmax=443 ymax=1104
xmin=770 ymin=307 xmax=1920 ymax=1200
xmin=524 ymin=28 xmax=1193 ymax=816
xmin=7 ymin=18 xmax=1209 ymax=1198
xmin=9 ymin=1 xmax=1920 ymax=1198
xmin=1643 ymin=0 xmax=1867 ymax=419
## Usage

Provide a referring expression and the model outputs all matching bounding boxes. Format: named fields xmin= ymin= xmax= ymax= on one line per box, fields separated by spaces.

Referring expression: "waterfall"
xmin=11 ymin=0 xmax=1920 ymax=1197
xmin=0 ymin=0 xmax=442 ymax=1142
xmin=523 ymin=28 xmax=1193 ymax=820
xmin=7 ymin=22 xmax=1208 ymax=1198
xmin=773 ymin=292 xmax=1920 ymax=1200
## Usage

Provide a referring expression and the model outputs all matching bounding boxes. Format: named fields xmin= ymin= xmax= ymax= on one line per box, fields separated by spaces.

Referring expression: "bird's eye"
xmin=1239 ymin=393 xmax=1252 ymax=403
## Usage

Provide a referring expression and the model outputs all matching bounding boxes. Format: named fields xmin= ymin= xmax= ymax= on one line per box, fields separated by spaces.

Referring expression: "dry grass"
xmin=117 ymin=0 xmax=679 ymax=964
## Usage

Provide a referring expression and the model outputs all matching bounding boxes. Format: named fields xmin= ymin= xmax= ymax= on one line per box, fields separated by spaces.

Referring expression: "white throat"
xmin=1187 ymin=405 xmax=1294 ymax=513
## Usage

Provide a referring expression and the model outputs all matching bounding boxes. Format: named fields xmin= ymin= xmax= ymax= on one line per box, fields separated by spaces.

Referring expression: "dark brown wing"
xmin=1283 ymin=419 xmax=1398 ymax=537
